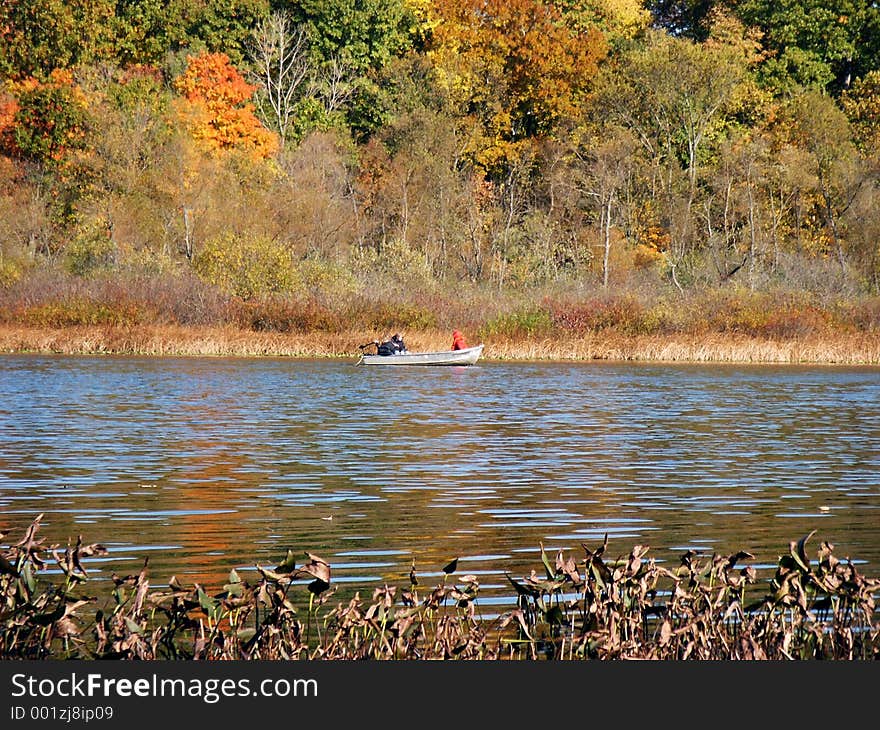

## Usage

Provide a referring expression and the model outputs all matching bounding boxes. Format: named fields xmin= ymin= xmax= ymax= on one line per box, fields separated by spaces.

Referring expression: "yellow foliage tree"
xmin=427 ymin=0 xmax=607 ymax=173
xmin=555 ymin=0 xmax=651 ymax=42
xmin=842 ymin=70 xmax=880 ymax=154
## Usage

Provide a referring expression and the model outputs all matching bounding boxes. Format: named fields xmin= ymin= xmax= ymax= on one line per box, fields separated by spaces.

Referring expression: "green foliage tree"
xmin=0 ymin=0 xmax=115 ymax=79
xmin=11 ymin=77 xmax=91 ymax=171
xmin=274 ymin=0 xmax=418 ymax=135
xmin=734 ymin=0 xmax=880 ymax=93
xmin=782 ymin=91 xmax=864 ymax=275
xmin=595 ymin=29 xmax=751 ymax=271
xmin=0 ymin=0 xmax=272 ymax=78
xmin=182 ymin=0 xmax=271 ymax=68
xmin=278 ymin=0 xmax=413 ymax=72
xmin=111 ymin=0 xmax=190 ymax=66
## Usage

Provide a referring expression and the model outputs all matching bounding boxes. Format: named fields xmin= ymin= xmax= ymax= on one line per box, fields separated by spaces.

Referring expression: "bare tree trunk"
xmin=723 ymin=178 xmax=732 ymax=251
xmin=670 ymin=262 xmax=684 ymax=294
xmin=182 ymin=207 xmax=194 ymax=261
xmin=746 ymin=159 xmax=757 ymax=283
xmin=768 ymin=189 xmax=780 ymax=273
xmin=249 ymin=12 xmax=310 ymax=147
xmin=602 ymin=195 xmax=613 ymax=288
xmin=399 ymin=170 xmax=411 ymax=248
xmin=311 ymin=56 xmax=355 ymax=114
xmin=820 ymin=184 xmax=847 ymax=275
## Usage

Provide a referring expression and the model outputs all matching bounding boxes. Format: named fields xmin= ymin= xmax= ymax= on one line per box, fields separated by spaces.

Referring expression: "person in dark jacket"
xmin=377 ymin=333 xmax=406 ymax=355
xmin=451 ymin=330 xmax=468 ymax=350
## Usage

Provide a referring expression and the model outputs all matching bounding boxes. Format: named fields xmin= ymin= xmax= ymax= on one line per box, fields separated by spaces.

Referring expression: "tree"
xmin=111 ymin=0 xmax=190 ymax=66
xmin=427 ymin=0 xmax=607 ymax=175
xmin=269 ymin=131 xmax=357 ymax=261
xmin=0 ymin=0 xmax=115 ymax=79
xmin=575 ymin=129 xmax=640 ymax=287
xmin=74 ymin=65 xmax=175 ymax=259
xmin=842 ymin=70 xmax=880 ymax=154
xmin=8 ymin=72 xmax=90 ymax=171
xmin=194 ymin=230 xmax=296 ymax=298
xmin=783 ymin=91 xmax=864 ymax=275
xmin=281 ymin=0 xmax=414 ymax=73
xmin=278 ymin=0 xmax=417 ymax=135
xmin=174 ymin=51 xmax=279 ymax=159
xmin=555 ymin=0 xmax=651 ymax=44
xmin=181 ymin=0 xmax=271 ymax=68
xmin=734 ymin=0 xmax=880 ymax=93
xmin=0 ymin=157 xmax=54 ymax=259
xmin=248 ymin=12 xmax=312 ymax=146
xmin=645 ymin=0 xmax=716 ymax=39
xmin=595 ymin=28 xmax=751 ymax=275
xmin=702 ymin=131 xmax=769 ymax=285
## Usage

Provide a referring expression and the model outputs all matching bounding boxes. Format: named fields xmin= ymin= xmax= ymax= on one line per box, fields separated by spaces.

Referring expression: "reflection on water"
xmin=1 ymin=355 xmax=878 ymax=606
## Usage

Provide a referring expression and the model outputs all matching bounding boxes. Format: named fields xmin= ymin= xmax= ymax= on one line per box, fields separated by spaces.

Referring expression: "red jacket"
xmin=452 ymin=331 xmax=468 ymax=350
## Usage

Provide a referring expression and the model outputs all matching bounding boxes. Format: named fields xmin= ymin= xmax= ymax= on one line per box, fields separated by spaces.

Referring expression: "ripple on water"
xmin=1 ymin=356 xmax=878 ymax=604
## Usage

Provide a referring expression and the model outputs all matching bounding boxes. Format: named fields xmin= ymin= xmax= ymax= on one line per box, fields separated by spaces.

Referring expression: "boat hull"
xmin=357 ymin=344 xmax=484 ymax=366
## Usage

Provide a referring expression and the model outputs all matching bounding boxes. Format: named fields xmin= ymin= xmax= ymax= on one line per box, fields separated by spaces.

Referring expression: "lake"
xmin=1 ymin=354 xmax=878 ymax=610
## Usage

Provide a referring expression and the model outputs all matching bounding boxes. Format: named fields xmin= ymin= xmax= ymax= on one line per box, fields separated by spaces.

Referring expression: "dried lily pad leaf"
xmin=442 ymin=558 xmax=458 ymax=575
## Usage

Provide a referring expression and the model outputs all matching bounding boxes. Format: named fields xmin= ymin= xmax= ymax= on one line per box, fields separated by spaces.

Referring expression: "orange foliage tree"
xmin=0 ymin=70 xmax=90 ymax=172
xmin=426 ymin=0 xmax=607 ymax=173
xmin=174 ymin=51 xmax=278 ymax=159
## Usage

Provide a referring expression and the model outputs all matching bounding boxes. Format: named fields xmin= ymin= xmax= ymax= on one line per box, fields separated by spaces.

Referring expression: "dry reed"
xmin=1 ymin=324 xmax=878 ymax=365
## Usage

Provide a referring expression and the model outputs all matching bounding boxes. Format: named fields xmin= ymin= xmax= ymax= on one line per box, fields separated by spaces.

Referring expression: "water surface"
xmin=1 ymin=355 xmax=878 ymax=607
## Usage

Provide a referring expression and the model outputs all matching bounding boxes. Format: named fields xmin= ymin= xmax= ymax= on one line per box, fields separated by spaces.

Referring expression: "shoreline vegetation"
xmin=2 ymin=516 xmax=878 ymax=660
xmin=1 ymin=323 xmax=879 ymax=365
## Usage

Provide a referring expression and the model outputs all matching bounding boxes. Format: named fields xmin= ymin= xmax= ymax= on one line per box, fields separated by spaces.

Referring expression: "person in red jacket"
xmin=451 ymin=330 xmax=468 ymax=350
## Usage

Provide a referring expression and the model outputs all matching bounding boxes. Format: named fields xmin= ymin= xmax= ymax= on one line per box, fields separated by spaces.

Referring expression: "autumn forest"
xmin=1 ymin=0 xmax=880 ymax=361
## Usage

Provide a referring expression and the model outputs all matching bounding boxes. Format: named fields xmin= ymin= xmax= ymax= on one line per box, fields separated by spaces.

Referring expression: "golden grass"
xmin=0 ymin=323 xmax=879 ymax=364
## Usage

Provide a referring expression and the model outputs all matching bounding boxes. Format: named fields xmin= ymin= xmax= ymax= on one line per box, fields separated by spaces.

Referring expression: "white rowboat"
xmin=356 ymin=344 xmax=484 ymax=366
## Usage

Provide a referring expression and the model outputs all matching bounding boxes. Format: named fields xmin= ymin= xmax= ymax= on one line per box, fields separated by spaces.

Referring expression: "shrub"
xmin=546 ymin=296 xmax=653 ymax=335
xmin=833 ymin=297 xmax=880 ymax=333
xmin=22 ymin=298 xmax=141 ymax=327
xmin=0 ymin=257 xmax=23 ymax=287
xmin=353 ymin=238 xmax=435 ymax=290
xmin=296 ymin=255 xmax=358 ymax=301
xmin=194 ymin=232 xmax=296 ymax=300
xmin=695 ymin=290 xmax=826 ymax=338
xmin=231 ymin=296 xmax=344 ymax=333
xmin=115 ymin=270 xmax=232 ymax=326
xmin=359 ymin=301 xmax=438 ymax=331
xmin=64 ymin=225 xmax=116 ymax=277
xmin=0 ymin=268 xmax=232 ymax=327
xmin=480 ymin=308 xmax=553 ymax=338
xmin=760 ymin=305 xmax=831 ymax=338
xmin=632 ymin=243 xmax=665 ymax=270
